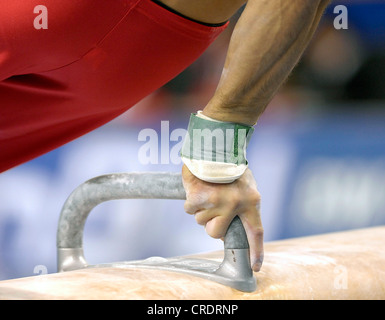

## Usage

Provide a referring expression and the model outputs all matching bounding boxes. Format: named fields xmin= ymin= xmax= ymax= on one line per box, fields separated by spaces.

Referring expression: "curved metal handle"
xmin=56 ymin=172 xmax=250 ymax=273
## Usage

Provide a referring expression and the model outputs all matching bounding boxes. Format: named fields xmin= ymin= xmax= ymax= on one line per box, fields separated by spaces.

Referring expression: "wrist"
xmin=202 ymin=102 xmax=259 ymax=126
xmin=180 ymin=111 xmax=255 ymax=183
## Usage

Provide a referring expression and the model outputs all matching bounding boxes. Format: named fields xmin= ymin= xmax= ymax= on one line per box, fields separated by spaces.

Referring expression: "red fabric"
xmin=0 ymin=0 xmax=227 ymax=172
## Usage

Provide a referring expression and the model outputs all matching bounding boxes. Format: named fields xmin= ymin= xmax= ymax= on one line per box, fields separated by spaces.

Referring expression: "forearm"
xmin=203 ymin=0 xmax=331 ymax=125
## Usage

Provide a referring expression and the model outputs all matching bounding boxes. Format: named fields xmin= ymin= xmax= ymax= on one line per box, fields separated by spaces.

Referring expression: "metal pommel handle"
xmin=56 ymin=172 xmax=252 ymax=282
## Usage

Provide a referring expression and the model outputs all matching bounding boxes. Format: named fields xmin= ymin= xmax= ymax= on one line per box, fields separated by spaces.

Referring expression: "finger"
xmin=184 ymin=200 xmax=199 ymax=215
xmin=239 ymin=208 xmax=264 ymax=272
xmin=205 ymin=214 xmax=236 ymax=239
xmin=184 ymin=191 xmax=213 ymax=215
xmin=194 ymin=209 xmax=218 ymax=226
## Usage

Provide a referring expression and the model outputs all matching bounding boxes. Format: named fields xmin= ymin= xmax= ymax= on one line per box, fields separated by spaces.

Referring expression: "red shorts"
xmin=0 ymin=0 xmax=227 ymax=172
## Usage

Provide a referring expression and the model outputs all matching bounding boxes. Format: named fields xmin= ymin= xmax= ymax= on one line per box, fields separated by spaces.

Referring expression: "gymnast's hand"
xmin=182 ymin=164 xmax=264 ymax=272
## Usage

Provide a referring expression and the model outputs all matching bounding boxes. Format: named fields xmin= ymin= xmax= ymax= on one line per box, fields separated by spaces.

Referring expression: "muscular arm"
xmin=175 ymin=0 xmax=331 ymax=272
xmin=203 ymin=0 xmax=331 ymax=125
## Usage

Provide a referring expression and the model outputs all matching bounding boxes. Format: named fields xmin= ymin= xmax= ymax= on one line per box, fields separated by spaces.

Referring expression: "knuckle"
xmin=254 ymin=226 xmax=264 ymax=238
xmin=228 ymin=192 xmax=241 ymax=205
xmin=194 ymin=213 xmax=206 ymax=226
xmin=186 ymin=191 xmax=207 ymax=206
xmin=219 ymin=193 xmax=239 ymax=210
xmin=248 ymin=189 xmax=261 ymax=205
xmin=184 ymin=201 xmax=195 ymax=214
xmin=208 ymin=192 xmax=220 ymax=205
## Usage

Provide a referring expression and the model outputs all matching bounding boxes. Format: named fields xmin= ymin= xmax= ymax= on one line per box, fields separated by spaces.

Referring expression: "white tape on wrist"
xmin=180 ymin=111 xmax=254 ymax=184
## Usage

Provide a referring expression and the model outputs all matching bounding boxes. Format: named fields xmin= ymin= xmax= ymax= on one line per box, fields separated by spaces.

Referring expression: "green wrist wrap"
xmin=180 ymin=113 xmax=254 ymax=165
